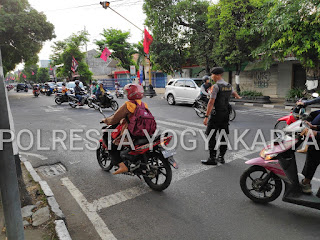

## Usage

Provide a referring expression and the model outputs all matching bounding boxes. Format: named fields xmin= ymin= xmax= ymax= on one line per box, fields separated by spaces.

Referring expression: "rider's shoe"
xmin=300 ymin=180 xmax=312 ymax=194
xmin=113 ymin=162 xmax=128 ymax=175
xmin=201 ymin=157 xmax=217 ymax=165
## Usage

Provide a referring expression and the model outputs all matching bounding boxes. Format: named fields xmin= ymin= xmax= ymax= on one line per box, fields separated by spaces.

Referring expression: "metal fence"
xmin=99 ymin=77 xmax=167 ymax=90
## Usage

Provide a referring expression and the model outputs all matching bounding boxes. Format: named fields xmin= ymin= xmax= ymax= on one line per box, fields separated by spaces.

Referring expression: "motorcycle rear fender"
xmin=245 ymin=157 xmax=266 ymax=166
xmin=277 ymin=115 xmax=295 ymax=125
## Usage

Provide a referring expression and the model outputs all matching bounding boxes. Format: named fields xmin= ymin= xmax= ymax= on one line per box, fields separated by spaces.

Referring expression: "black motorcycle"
xmin=55 ymin=93 xmax=70 ymax=105
xmin=115 ymin=88 xmax=124 ymax=98
xmin=193 ymin=96 xmax=236 ymax=121
xmin=88 ymin=93 xmax=119 ymax=111
xmin=68 ymin=92 xmax=90 ymax=108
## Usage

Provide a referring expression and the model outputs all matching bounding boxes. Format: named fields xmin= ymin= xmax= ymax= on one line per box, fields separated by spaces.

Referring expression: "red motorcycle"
xmin=96 ymin=115 xmax=178 ymax=191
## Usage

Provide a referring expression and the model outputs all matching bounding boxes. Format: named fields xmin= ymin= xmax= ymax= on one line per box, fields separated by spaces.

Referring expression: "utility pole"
xmin=0 ymin=48 xmax=25 ymax=239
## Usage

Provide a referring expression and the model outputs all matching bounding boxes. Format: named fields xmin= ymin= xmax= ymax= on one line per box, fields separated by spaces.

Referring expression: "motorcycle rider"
xmin=61 ymin=83 xmax=68 ymax=95
xmin=102 ymin=83 xmax=147 ymax=175
xmin=90 ymin=81 xmax=97 ymax=95
xmin=300 ymin=122 xmax=320 ymax=194
xmin=202 ymin=67 xmax=241 ymax=165
xmin=74 ymin=80 xmax=83 ymax=105
xmin=96 ymin=82 xmax=109 ymax=107
xmin=199 ymin=75 xmax=212 ymax=104
xmin=32 ymin=84 xmax=39 ymax=95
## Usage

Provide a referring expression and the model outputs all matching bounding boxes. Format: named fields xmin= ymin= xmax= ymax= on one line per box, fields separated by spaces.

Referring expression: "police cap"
xmin=210 ymin=67 xmax=224 ymax=75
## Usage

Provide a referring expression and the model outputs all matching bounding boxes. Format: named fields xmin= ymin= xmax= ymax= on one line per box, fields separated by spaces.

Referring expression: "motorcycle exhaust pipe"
xmin=194 ymin=108 xmax=202 ymax=114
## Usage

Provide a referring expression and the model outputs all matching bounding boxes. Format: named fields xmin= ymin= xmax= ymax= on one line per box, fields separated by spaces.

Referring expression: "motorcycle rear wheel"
xmin=240 ymin=165 xmax=282 ymax=204
xmin=55 ymin=98 xmax=62 ymax=105
xmin=143 ymin=153 xmax=172 ymax=191
xmin=96 ymin=143 xmax=113 ymax=171
xmin=229 ymin=108 xmax=236 ymax=121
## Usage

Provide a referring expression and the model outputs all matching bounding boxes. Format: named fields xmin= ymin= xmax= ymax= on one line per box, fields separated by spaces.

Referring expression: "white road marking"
xmin=60 ymin=116 xmax=87 ymax=128
xmin=61 ymin=178 xmax=117 ymax=240
xmin=157 ymin=120 xmax=203 ymax=132
xmin=61 ymin=147 xmax=260 ymax=239
xmin=20 ymin=152 xmax=48 ymax=161
xmin=164 ymin=118 xmax=205 ymax=128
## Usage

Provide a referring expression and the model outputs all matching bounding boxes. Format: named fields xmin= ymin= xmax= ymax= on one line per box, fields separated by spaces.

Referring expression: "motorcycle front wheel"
xmin=87 ymin=99 xmax=94 ymax=108
xmin=274 ymin=121 xmax=288 ymax=138
xmin=240 ymin=165 xmax=282 ymax=204
xmin=96 ymin=143 xmax=113 ymax=171
xmin=143 ymin=153 xmax=172 ymax=191
xmin=110 ymin=100 xmax=119 ymax=111
xmin=195 ymin=103 xmax=206 ymax=118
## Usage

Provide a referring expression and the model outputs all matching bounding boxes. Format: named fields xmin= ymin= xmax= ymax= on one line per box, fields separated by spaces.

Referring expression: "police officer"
xmin=201 ymin=67 xmax=241 ymax=165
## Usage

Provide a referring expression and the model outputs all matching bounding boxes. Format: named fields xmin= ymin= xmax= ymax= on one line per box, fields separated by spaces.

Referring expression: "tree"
xmin=253 ymin=0 xmax=320 ymax=79
xmin=143 ymin=0 xmax=213 ymax=74
xmin=51 ymin=30 xmax=93 ymax=83
xmin=0 ymin=0 xmax=55 ymax=75
xmin=37 ymin=68 xmax=50 ymax=83
xmin=207 ymin=0 xmax=265 ymax=92
xmin=95 ymin=28 xmax=137 ymax=71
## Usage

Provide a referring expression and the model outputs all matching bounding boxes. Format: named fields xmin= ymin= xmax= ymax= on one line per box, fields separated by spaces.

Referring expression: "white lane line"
xmin=61 ymin=116 xmax=87 ymax=128
xmin=62 ymin=147 xmax=260 ymax=239
xmin=61 ymin=177 xmax=117 ymax=240
xmin=157 ymin=120 xmax=202 ymax=132
xmin=163 ymin=118 xmax=206 ymax=129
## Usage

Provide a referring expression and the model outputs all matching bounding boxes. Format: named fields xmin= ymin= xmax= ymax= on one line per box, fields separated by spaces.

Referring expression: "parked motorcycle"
xmin=55 ymin=93 xmax=70 ymax=105
xmin=88 ymin=93 xmax=119 ymax=111
xmin=193 ymin=96 xmax=236 ymax=121
xmin=68 ymin=92 xmax=90 ymax=108
xmin=240 ymin=119 xmax=320 ymax=210
xmin=115 ymin=88 xmax=124 ymax=98
xmin=96 ymin=108 xmax=178 ymax=191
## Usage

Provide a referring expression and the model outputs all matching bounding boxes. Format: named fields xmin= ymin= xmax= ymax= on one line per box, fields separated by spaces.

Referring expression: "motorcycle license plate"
xmin=161 ymin=149 xmax=176 ymax=158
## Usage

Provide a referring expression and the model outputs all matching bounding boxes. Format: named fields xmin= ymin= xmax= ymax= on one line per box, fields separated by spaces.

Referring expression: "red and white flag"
xmin=23 ymin=74 xmax=26 ymax=79
xmin=32 ymin=71 xmax=35 ymax=75
xmin=71 ymin=56 xmax=78 ymax=73
xmin=50 ymin=65 xmax=53 ymax=71
xmin=143 ymin=29 xmax=153 ymax=54
xmin=100 ymin=47 xmax=111 ymax=62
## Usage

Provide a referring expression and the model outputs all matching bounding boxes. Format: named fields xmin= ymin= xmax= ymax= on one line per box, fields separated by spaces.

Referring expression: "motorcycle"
xmin=55 ymin=93 xmax=70 ymax=105
xmin=240 ymin=119 xmax=320 ymax=210
xmin=96 ymin=107 xmax=178 ymax=191
xmin=274 ymin=92 xmax=320 ymax=135
xmin=193 ymin=96 xmax=236 ymax=121
xmin=68 ymin=92 xmax=90 ymax=108
xmin=33 ymin=89 xmax=40 ymax=97
xmin=88 ymin=92 xmax=119 ymax=111
xmin=115 ymin=88 xmax=124 ymax=98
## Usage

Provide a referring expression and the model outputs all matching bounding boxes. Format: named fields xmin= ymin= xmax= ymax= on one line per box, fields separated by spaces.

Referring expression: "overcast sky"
xmin=28 ymin=0 xmax=219 ymax=61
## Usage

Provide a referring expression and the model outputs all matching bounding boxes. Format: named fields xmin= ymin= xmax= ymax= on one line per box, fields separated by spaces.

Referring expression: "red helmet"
xmin=124 ymin=83 xmax=144 ymax=100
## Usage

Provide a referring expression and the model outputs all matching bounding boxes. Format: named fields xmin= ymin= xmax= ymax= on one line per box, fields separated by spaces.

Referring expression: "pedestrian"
xmin=201 ymin=67 xmax=241 ymax=165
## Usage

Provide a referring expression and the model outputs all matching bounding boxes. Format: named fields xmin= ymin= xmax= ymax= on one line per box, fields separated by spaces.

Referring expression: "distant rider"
xmin=200 ymin=75 xmax=212 ymax=104
xmin=74 ymin=80 xmax=83 ymax=105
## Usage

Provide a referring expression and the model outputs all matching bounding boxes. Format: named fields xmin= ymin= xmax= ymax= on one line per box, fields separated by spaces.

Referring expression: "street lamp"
xmin=100 ymin=1 xmax=110 ymax=9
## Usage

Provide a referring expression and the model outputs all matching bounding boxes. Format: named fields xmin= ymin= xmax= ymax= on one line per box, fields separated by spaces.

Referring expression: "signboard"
xmin=130 ymin=65 xmax=136 ymax=75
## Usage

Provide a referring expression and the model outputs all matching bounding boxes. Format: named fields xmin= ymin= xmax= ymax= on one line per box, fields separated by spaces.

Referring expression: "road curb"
xmin=21 ymin=157 xmax=72 ymax=239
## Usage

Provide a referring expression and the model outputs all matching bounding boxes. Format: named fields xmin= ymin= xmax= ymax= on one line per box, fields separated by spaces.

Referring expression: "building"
xmin=85 ymin=49 xmax=118 ymax=80
xmin=40 ymin=60 xmax=51 ymax=68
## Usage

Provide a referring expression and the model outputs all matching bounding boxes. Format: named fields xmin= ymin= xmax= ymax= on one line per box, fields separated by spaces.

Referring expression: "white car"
xmin=165 ymin=78 xmax=202 ymax=105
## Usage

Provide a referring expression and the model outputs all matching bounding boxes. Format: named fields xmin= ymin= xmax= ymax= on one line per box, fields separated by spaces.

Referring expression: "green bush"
xmin=286 ymin=88 xmax=304 ymax=100
xmin=240 ymin=90 xmax=263 ymax=97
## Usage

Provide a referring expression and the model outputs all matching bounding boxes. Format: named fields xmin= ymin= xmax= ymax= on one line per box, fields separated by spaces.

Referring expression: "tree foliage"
xmin=143 ymin=0 xmax=213 ymax=74
xmin=50 ymin=30 xmax=92 ymax=83
xmin=253 ymin=0 xmax=320 ymax=78
xmin=37 ymin=68 xmax=50 ymax=83
xmin=0 ymin=0 xmax=55 ymax=74
xmin=95 ymin=28 xmax=137 ymax=71
xmin=207 ymin=0 xmax=266 ymax=73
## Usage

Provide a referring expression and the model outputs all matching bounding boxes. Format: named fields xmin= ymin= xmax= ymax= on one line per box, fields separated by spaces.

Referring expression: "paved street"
xmin=8 ymin=91 xmax=320 ymax=240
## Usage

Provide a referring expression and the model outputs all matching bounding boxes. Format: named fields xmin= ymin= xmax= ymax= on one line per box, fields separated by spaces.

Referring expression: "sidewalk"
xmin=0 ymin=163 xmax=59 ymax=240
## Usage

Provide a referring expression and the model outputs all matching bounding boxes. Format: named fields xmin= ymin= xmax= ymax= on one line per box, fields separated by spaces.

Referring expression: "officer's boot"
xmin=218 ymin=148 xmax=227 ymax=164
xmin=201 ymin=150 xmax=217 ymax=165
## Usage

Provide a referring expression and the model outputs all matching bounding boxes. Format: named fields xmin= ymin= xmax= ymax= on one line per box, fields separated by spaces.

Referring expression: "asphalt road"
xmin=8 ymin=91 xmax=320 ymax=240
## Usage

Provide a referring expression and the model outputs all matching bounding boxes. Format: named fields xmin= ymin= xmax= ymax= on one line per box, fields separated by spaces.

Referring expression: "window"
xmin=185 ymin=80 xmax=195 ymax=88
xmin=174 ymin=80 xmax=185 ymax=87
xmin=167 ymin=81 xmax=174 ymax=86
